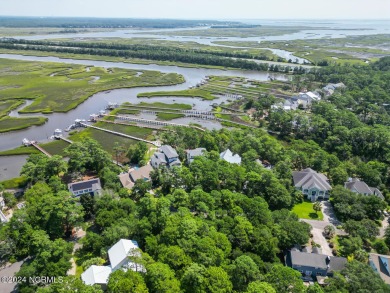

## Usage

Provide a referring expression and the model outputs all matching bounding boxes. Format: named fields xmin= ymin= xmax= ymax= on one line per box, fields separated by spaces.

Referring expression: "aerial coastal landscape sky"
xmin=0 ymin=0 xmax=389 ymax=19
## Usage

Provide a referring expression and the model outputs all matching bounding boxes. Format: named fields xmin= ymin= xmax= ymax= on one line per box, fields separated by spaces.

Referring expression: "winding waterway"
xmin=0 ymin=53 xmax=289 ymax=179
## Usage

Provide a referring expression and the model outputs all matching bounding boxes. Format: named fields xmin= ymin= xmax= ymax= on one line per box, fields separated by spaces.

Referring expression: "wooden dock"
xmin=31 ymin=142 xmax=52 ymax=157
xmin=79 ymin=122 xmax=160 ymax=146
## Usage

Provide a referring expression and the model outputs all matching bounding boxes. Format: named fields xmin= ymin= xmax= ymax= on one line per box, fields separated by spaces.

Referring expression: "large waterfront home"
xmin=151 ymin=145 xmax=181 ymax=168
xmin=292 ymin=168 xmax=331 ymax=201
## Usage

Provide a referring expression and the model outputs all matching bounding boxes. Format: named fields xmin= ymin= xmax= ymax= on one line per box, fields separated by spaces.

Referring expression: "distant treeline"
xmin=0 ymin=16 xmax=239 ymax=28
xmin=210 ymin=25 xmax=262 ymax=29
xmin=0 ymin=39 xmax=308 ymax=73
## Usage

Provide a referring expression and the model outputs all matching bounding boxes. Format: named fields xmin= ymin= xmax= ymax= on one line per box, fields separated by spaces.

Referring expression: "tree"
xmin=181 ymin=263 xmax=207 ymax=293
xmin=324 ymin=225 xmax=336 ymax=239
xmin=373 ymin=239 xmax=389 ymax=255
xmin=107 ymin=269 xmax=148 ymax=293
xmin=127 ymin=142 xmax=148 ymax=165
xmin=205 ymin=266 xmax=233 ymax=293
xmin=325 ymin=261 xmax=390 ymax=293
xmin=313 ymin=202 xmax=322 ymax=215
xmin=82 ymin=257 xmax=106 ymax=270
xmin=306 ymin=283 xmax=324 ymax=293
xmin=245 ymin=281 xmax=276 ymax=293
xmin=230 ymin=255 xmax=260 ymax=292
xmin=264 ymin=264 xmax=306 ymax=293
xmin=132 ymin=180 xmax=152 ymax=200
xmin=145 ymin=262 xmax=181 ymax=293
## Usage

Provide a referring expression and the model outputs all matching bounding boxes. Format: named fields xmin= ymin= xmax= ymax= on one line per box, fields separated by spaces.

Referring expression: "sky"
xmin=0 ymin=0 xmax=389 ymax=20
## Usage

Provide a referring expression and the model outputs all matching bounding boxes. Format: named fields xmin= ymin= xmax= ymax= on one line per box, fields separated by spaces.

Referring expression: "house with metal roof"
xmin=186 ymin=148 xmax=206 ymax=164
xmin=286 ymin=249 xmax=347 ymax=280
xmin=344 ymin=178 xmax=384 ymax=200
xmin=220 ymin=149 xmax=241 ymax=165
xmin=68 ymin=178 xmax=102 ymax=197
xmin=81 ymin=239 xmax=145 ymax=288
xmin=151 ymin=145 xmax=181 ymax=168
xmin=293 ymin=168 xmax=331 ymax=201
xmin=369 ymin=253 xmax=390 ymax=285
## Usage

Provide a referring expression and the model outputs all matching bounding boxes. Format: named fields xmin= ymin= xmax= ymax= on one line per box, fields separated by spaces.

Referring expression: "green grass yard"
xmin=292 ymin=201 xmax=324 ymax=220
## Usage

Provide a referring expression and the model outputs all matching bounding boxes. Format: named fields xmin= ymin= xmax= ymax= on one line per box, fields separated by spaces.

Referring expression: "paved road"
xmin=0 ymin=261 xmax=23 ymax=293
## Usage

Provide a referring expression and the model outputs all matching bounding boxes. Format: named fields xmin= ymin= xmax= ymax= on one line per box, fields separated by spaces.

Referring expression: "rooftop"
xmin=68 ymin=178 xmax=101 ymax=193
xmin=81 ymin=265 xmax=112 ymax=286
xmin=220 ymin=149 xmax=241 ymax=165
xmin=293 ymin=168 xmax=331 ymax=191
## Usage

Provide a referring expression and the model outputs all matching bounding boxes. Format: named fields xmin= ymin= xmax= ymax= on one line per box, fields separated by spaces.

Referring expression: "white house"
xmin=81 ymin=239 xmax=145 ymax=288
xmin=293 ymin=168 xmax=331 ymax=201
xmin=220 ymin=149 xmax=241 ymax=165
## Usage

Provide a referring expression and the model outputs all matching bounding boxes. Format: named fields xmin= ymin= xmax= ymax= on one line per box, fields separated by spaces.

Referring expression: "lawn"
xmin=292 ymin=201 xmax=324 ymax=220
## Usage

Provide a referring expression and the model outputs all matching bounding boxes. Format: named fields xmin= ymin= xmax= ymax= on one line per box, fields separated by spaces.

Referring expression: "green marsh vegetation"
xmin=0 ymin=58 xmax=184 ymax=133
xmin=0 ymin=58 xmax=184 ymax=114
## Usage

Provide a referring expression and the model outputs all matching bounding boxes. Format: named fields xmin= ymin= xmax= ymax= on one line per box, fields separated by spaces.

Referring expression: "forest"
xmin=1 ymin=58 xmax=390 ymax=293
xmin=0 ymin=17 xmax=237 ymax=28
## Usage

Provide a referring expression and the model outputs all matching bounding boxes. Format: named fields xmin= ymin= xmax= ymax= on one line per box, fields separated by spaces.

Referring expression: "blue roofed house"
xmin=369 ymin=253 xmax=390 ymax=285
xmin=151 ymin=145 xmax=181 ymax=169
xmin=68 ymin=178 xmax=102 ymax=197
xmin=293 ymin=168 xmax=331 ymax=202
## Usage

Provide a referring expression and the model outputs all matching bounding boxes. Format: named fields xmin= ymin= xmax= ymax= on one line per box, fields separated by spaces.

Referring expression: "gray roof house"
xmin=68 ymin=178 xmax=102 ymax=197
xmin=369 ymin=253 xmax=390 ymax=285
xmin=344 ymin=178 xmax=384 ymax=200
xmin=220 ymin=149 xmax=241 ymax=165
xmin=286 ymin=249 xmax=347 ymax=280
xmin=293 ymin=168 xmax=331 ymax=201
xmin=151 ymin=145 xmax=181 ymax=169
xmin=119 ymin=164 xmax=153 ymax=189
xmin=186 ymin=148 xmax=206 ymax=164
xmin=81 ymin=239 xmax=145 ymax=289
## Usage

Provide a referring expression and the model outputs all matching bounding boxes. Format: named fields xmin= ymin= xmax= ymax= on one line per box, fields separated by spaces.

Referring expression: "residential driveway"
xmin=321 ymin=201 xmax=341 ymax=226
xmin=311 ymin=227 xmax=333 ymax=256
xmin=379 ymin=216 xmax=389 ymax=238
xmin=0 ymin=260 xmax=23 ymax=293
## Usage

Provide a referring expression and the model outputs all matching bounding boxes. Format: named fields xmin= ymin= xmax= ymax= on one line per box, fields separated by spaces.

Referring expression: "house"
xmin=286 ymin=249 xmax=347 ymax=280
xmin=220 ymin=149 xmax=241 ymax=165
xmin=369 ymin=253 xmax=390 ymax=285
xmin=81 ymin=239 xmax=145 ymax=288
xmin=81 ymin=265 xmax=112 ymax=290
xmin=186 ymin=148 xmax=206 ymax=164
xmin=290 ymin=91 xmax=320 ymax=108
xmin=0 ymin=196 xmax=5 ymax=210
xmin=119 ymin=164 xmax=153 ymax=189
xmin=271 ymin=99 xmax=299 ymax=111
xmin=293 ymin=168 xmax=331 ymax=201
xmin=344 ymin=178 xmax=384 ymax=200
xmin=151 ymin=145 xmax=181 ymax=169
xmin=68 ymin=178 xmax=102 ymax=197
xmin=322 ymin=83 xmax=345 ymax=96
xmin=0 ymin=210 xmax=8 ymax=223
